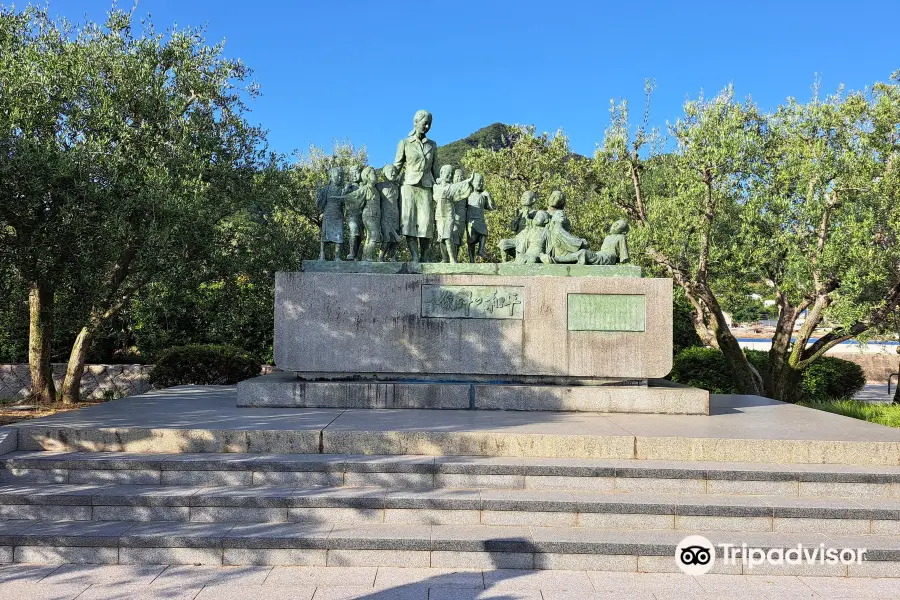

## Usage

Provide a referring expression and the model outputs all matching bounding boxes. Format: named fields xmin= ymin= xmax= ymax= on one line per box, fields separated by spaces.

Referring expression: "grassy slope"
xmin=800 ymin=400 xmax=900 ymax=427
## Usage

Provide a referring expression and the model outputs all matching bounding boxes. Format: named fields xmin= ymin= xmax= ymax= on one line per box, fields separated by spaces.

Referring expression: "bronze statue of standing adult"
xmin=394 ymin=110 xmax=472 ymax=262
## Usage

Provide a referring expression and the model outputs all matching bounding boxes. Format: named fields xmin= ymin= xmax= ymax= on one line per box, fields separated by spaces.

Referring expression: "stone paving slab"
xmin=10 ymin=386 xmax=900 ymax=464
xmin=6 ymin=387 xmax=345 ymax=431
xmin=4 ymin=565 xmax=900 ymax=596
xmin=11 ymin=567 xmax=900 ymax=598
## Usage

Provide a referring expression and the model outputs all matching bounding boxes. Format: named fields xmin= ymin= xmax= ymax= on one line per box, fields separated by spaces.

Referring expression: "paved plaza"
xmin=10 ymin=386 xmax=900 ymax=464
xmin=1 ymin=564 xmax=900 ymax=599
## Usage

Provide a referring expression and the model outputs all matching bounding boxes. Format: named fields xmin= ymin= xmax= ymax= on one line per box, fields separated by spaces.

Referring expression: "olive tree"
xmin=598 ymin=77 xmax=900 ymax=401
xmin=0 ymin=6 xmax=266 ymax=403
xmin=598 ymin=84 xmax=767 ymax=394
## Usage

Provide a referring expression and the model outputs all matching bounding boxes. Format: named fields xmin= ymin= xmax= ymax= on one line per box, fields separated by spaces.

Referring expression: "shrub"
xmin=669 ymin=347 xmax=866 ymax=402
xmin=799 ymin=356 xmax=866 ymax=402
xmin=669 ymin=347 xmax=737 ymax=394
xmin=148 ymin=344 xmax=261 ymax=388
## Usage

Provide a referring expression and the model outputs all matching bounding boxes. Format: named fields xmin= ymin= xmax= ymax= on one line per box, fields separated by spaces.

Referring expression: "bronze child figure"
xmin=377 ymin=164 xmax=402 ymax=261
xmin=343 ymin=165 xmax=363 ymax=260
xmin=315 ymin=166 xmax=345 ymax=261
xmin=513 ymin=210 xmax=550 ymax=264
xmin=593 ymin=219 xmax=631 ymax=265
xmin=465 ymin=173 xmax=495 ymax=263
xmin=432 ymin=164 xmax=456 ymax=263
xmin=340 ymin=166 xmax=382 ymax=261
xmin=434 ymin=164 xmax=475 ymax=263
xmin=499 ymin=190 xmax=537 ymax=261
xmin=447 ymin=167 xmax=470 ymax=263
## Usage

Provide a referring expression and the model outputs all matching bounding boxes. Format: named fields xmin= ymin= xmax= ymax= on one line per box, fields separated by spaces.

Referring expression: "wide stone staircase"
xmin=1 ymin=449 xmax=899 ymax=575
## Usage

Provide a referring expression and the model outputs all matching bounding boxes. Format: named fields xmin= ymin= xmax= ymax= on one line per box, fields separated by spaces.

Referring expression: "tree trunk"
xmin=696 ymin=286 xmax=765 ymax=396
xmin=765 ymin=297 xmax=803 ymax=400
xmin=715 ymin=323 xmax=765 ymax=397
xmin=770 ymin=362 xmax=805 ymax=403
xmin=28 ymin=280 xmax=56 ymax=404
xmin=60 ymin=326 xmax=94 ymax=405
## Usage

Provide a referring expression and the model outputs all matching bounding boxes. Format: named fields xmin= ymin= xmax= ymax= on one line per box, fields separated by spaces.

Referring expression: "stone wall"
xmin=830 ymin=353 xmax=899 ymax=385
xmin=0 ymin=364 xmax=152 ymax=401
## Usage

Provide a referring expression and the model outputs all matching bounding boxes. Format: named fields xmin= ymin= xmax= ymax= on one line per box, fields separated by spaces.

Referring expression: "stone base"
xmin=301 ymin=260 xmax=642 ymax=277
xmin=236 ymin=373 xmax=709 ymax=415
xmin=275 ymin=271 xmax=674 ymax=380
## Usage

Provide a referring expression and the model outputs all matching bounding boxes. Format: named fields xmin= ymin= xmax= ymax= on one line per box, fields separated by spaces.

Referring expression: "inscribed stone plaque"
xmin=421 ymin=285 xmax=524 ymax=319
xmin=567 ymin=294 xmax=646 ymax=331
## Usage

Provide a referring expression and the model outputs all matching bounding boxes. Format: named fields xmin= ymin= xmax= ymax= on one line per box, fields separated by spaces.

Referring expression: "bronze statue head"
xmin=548 ymin=190 xmax=566 ymax=210
xmin=361 ymin=166 xmax=377 ymax=185
xmin=411 ymin=110 xmax=432 ymax=137
xmin=382 ymin=164 xmax=399 ymax=183
xmin=533 ymin=210 xmax=550 ymax=226
xmin=610 ymin=219 xmax=630 ymax=234
xmin=439 ymin=164 xmax=454 ymax=184
xmin=520 ymin=190 xmax=537 ymax=207
xmin=327 ymin=166 xmax=343 ymax=185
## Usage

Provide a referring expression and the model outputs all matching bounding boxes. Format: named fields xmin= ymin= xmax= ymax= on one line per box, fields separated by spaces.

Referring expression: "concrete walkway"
xmin=855 ymin=384 xmax=896 ymax=404
xmin=1 ymin=564 xmax=900 ymax=599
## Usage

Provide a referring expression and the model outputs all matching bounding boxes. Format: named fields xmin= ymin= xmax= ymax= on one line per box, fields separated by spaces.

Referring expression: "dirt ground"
xmin=0 ymin=401 xmax=103 ymax=426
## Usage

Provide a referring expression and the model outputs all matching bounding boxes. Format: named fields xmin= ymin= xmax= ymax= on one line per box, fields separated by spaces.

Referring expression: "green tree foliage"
xmin=462 ymin=126 xmax=616 ymax=262
xmin=673 ymin=289 xmax=703 ymax=354
xmin=596 ymin=83 xmax=767 ymax=395
xmin=0 ymin=6 xmax=267 ymax=402
xmin=739 ymin=79 xmax=900 ymax=400
xmin=129 ymin=143 xmax=363 ymax=363
xmin=596 ymin=78 xmax=900 ymax=401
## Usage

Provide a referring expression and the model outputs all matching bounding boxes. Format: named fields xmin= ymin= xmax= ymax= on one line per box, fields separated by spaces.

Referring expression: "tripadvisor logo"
xmin=676 ymin=535 xmax=716 ymax=575
xmin=675 ymin=535 xmax=868 ymax=575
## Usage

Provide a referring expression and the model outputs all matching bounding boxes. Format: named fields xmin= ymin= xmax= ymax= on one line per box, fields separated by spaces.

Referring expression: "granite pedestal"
xmin=239 ymin=262 xmax=708 ymax=414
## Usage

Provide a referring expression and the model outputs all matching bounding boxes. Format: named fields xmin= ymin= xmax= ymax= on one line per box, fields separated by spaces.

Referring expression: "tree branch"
xmin=696 ymin=169 xmax=715 ymax=283
xmin=800 ymin=279 xmax=900 ymax=366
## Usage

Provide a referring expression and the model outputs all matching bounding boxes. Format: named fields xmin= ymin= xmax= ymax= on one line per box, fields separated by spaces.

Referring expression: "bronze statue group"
xmin=316 ymin=110 xmax=629 ymax=266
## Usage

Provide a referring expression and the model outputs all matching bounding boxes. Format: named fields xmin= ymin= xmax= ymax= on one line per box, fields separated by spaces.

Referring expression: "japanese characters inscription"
xmin=421 ymin=285 xmax=525 ymax=319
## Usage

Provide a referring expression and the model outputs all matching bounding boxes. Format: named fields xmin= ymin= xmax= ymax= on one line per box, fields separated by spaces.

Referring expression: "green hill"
xmin=435 ymin=123 xmax=516 ymax=170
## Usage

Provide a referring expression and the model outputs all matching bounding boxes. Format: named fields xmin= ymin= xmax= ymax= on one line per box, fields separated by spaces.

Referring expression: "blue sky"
xmin=47 ymin=0 xmax=900 ymax=166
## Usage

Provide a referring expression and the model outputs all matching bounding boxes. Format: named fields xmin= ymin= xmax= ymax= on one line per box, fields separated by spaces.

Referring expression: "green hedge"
xmin=670 ymin=347 xmax=866 ymax=402
xmin=148 ymin=344 xmax=261 ymax=388
xmin=670 ymin=347 xmax=738 ymax=394
xmin=799 ymin=355 xmax=868 ymax=402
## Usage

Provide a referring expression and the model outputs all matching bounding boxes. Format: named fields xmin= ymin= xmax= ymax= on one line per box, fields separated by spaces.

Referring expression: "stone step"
xmin=1 ymin=484 xmax=899 ymax=533
xmin=12 ymin=387 xmax=900 ymax=465
xmin=0 ymin=520 xmax=895 ymax=574
xmin=237 ymin=373 xmax=709 ymax=414
xmin=4 ymin=451 xmax=900 ymax=496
